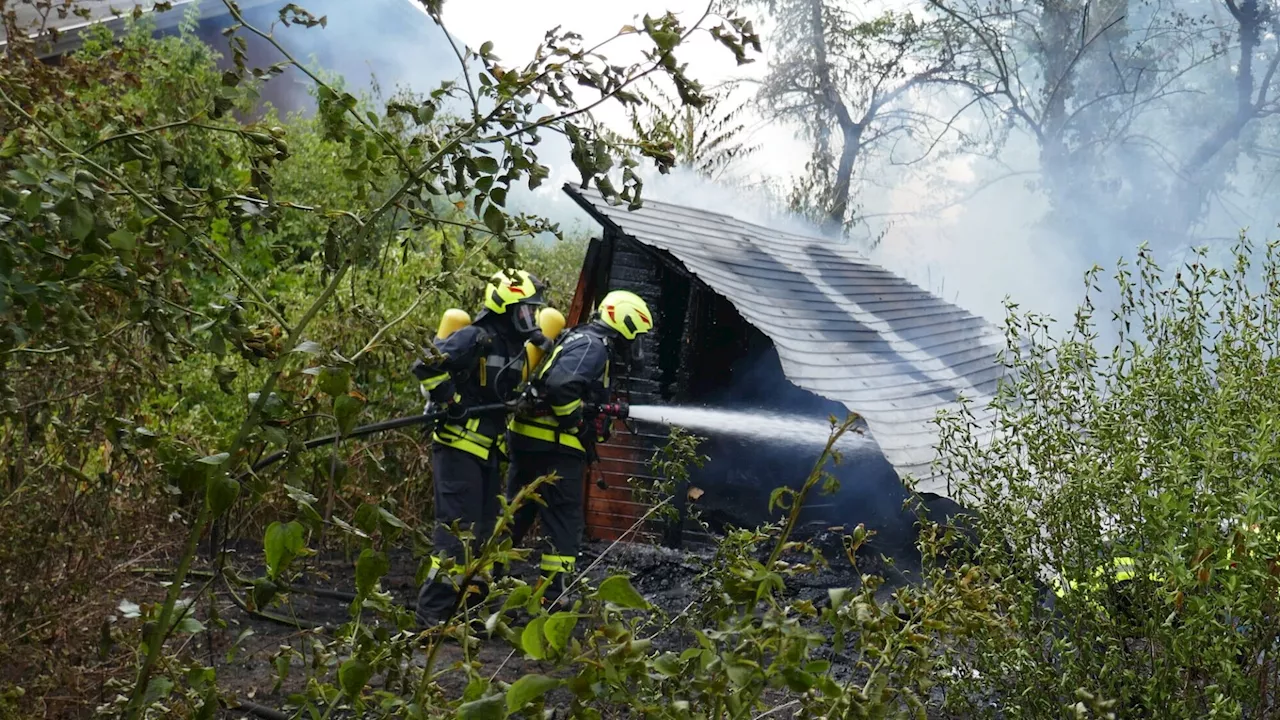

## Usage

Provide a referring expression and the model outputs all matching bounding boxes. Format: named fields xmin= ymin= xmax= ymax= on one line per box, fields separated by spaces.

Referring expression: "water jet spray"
xmin=626 ymin=404 xmax=873 ymax=454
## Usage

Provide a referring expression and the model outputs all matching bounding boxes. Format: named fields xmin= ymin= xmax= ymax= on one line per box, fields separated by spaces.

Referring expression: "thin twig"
xmin=81 ymin=116 xmax=244 ymax=154
xmin=350 ymin=238 xmax=491 ymax=362
xmin=4 ymin=345 xmax=70 ymax=355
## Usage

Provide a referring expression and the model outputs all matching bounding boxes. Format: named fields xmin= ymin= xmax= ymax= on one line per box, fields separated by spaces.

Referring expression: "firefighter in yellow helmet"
xmin=410 ymin=268 xmax=551 ymax=628
xmin=505 ymin=289 xmax=654 ymax=606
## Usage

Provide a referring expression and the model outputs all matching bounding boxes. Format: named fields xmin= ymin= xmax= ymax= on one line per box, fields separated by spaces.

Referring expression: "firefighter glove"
xmin=593 ymin=412 xmax=612 ymax=444
xmin=444 ymin=396 xmax=467 ymax=421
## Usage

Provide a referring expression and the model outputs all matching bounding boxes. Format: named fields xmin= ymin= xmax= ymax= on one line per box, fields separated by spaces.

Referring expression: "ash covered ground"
xmin=183 ymin=523 xmax=957 ymax=719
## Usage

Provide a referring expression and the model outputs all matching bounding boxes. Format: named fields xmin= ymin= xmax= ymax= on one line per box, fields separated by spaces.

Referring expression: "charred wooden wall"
xmin=572 ymin=229 xmax=715 ymax=546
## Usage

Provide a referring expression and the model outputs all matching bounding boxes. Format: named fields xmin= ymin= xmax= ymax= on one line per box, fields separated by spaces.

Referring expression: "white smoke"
xmin=244 ymin=0 xmax=1278 ymax=338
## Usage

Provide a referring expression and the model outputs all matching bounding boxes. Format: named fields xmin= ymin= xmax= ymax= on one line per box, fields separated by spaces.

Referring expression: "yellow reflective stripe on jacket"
xmin=552 ymin=398 xmax=582 ymax=416
xmin=434 ymin=416 xmax=496 ymax=460
xmin=419 ymin=371 xmax=449 ymax=391
xmin=509 ymin=416 xmax=585 ymax=452
xmin=538 ymin=344 xmax=565 ymax=379
xmin=540 ymin=554 xmax=576 ymax=574
xmin=1053 ymin=557 xmax=1162 ymax=598
xmin=1112 ymin=557 xmax=1136 ymax=583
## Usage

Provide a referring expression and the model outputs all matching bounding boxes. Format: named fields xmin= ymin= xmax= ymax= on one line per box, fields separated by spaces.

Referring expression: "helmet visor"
xmin=512 ymin=303 xmax=539 ymax=336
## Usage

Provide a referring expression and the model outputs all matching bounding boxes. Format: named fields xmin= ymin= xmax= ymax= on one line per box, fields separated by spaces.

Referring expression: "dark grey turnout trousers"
xmin=416 ymin=444 xmax=501 ymax=626
xmin=506 ymin=449 xmax=586 ymax=593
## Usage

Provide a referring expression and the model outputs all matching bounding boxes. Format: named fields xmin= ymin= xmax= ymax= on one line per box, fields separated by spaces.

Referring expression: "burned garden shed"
xmin=562 ymin=184 xmax=1008 ymax=548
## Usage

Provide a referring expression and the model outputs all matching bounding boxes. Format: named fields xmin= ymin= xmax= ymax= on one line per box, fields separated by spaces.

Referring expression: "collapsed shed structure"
xmin=562 ymin=184 xmax=1007 ymax=546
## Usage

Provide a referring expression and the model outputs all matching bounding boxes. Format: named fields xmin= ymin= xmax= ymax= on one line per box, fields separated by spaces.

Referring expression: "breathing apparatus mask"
xmin=511 ymin=302 xmax=540 ymax=338
xmin=614 ymin=335 xmax=644 ymax=370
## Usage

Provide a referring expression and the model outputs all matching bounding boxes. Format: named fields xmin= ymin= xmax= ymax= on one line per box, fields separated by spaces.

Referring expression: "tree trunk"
xmin=806 ymin=0 xmax=863 ymax=234
xmin=1161 ymin=0 xmax=1264 ymax=247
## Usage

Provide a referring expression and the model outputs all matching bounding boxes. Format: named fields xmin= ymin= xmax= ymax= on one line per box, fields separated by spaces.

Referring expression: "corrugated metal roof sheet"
xmin=565 ymin=183 xmax=1006 ymax=498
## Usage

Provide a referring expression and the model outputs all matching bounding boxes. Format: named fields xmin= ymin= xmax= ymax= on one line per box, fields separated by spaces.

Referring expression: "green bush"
xmin=936 ymin=237 xmax=1280 ymax=718
xmin=0 ymin=4 xmax=759 ymax=717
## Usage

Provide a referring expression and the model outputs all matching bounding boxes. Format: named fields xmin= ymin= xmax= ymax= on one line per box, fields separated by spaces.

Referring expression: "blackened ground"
xmin=174 ymin=529 xmax=963 ymax=719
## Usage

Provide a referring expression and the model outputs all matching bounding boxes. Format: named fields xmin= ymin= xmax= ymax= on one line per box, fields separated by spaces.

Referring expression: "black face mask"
xmin=511 ymin=303 xmax=540 ymax=337
xmin=615 ymin=337 xmax=644 ymax=369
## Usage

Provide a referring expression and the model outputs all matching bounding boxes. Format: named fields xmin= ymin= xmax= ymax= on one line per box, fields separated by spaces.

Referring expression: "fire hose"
xmin=236 ymin=400 xmax=630 ymax=480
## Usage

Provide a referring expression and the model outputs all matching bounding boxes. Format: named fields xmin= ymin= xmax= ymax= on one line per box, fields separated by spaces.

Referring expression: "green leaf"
xmin=769 ymin=486 xmax=792 ymax=513
xmin=264 ymin=520 xmax=305 ymax=579
xmin=353 ymin=503 xmax=381 ymax=534
xmin=143 ymin=676 xmax=174 ymax=704
xmin=475 ymin=155 xmax=499 ymax=174
xmin=175 ymin=615 xmax=205 ymax=634
xmin=726 ymin=658 xmax=756 ymax=687
xmin=251 ymin=577 xmax=278 ymax=609
xmin=205 ymin=473 xmax=240 ymax=517
xmin=198 ymin=453 xmax=230 ymax=466
xmin=284 ymin=484 xmax=318 ymax=506
xmin=652 ymin=652 xmax=681 ymax=677
xmin=316 ymin=366 xmax=349 ymax=396
xmin=780 ymin=666 xmax=815 ymax=692
xmin=334 ymin=393 xmax=366 ymax=436
xmin=377 ymin=506 xmax=407 ymax=529
xmin=108 ymin=228 xmax=135 ymax=251
xmin=0 ymin=133 xmax=19 ymax=159
xmin=193 ymin=690 xmax=218 ymax=720
xmin=651 ymin=29 xmax=680 ymax=52
xmin=64 ymin=252 xmax=99 ymax=278
xmin=828 ymin=587 xmax=852 ymax=607
xmin=543 ymin=611 xmax=578 ymax=651
xmin=592 ymin=575 xmax=650 ymax=609
xmin=338 ymin=657 xmax=373 ymax=698
xmin=483 ymin=204 xmax=506 ymax=235
xmin=506 ymin=673 xmax=561 ymax=712
xmin=8 ymin=168 xmax=38 ymax=185
xmin=502 ymin=584 xmax=532 ymax=612
xmin=355 ymin=548 xmax=389 ymax=597
xmin=520 ymin=616 xmax=546 ymax=659
xmin=292 ymin=339 xmax=323 ymax=355
xmin=70 ymin=203 xmax=94 ymax=241
xmin=457 ymin=693 xmax=506 ymax=720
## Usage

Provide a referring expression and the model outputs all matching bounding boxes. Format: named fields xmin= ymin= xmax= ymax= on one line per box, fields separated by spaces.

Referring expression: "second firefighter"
xmin=506 ymin=289 xmax=655 ymax=603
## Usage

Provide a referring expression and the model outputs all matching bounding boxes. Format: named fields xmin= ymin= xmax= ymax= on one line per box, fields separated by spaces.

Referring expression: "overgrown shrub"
xmin=0 ymin=3 xmax=759 ymax=717
xmin=937 ymin=237 xmax=1280 ymax=718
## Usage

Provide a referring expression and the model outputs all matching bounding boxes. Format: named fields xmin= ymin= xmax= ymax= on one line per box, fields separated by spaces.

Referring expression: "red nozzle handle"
xmin=596 ymin=402 xmax=630 ymax=419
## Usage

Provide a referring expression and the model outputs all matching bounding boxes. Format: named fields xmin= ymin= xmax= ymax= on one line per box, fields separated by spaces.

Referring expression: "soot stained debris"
xmin=179 ymin=531 xmax=931 ymax=717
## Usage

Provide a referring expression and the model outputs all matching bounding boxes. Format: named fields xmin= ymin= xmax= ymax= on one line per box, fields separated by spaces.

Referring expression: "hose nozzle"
xmin=595 ymin=402 xmax=630 ymax=419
